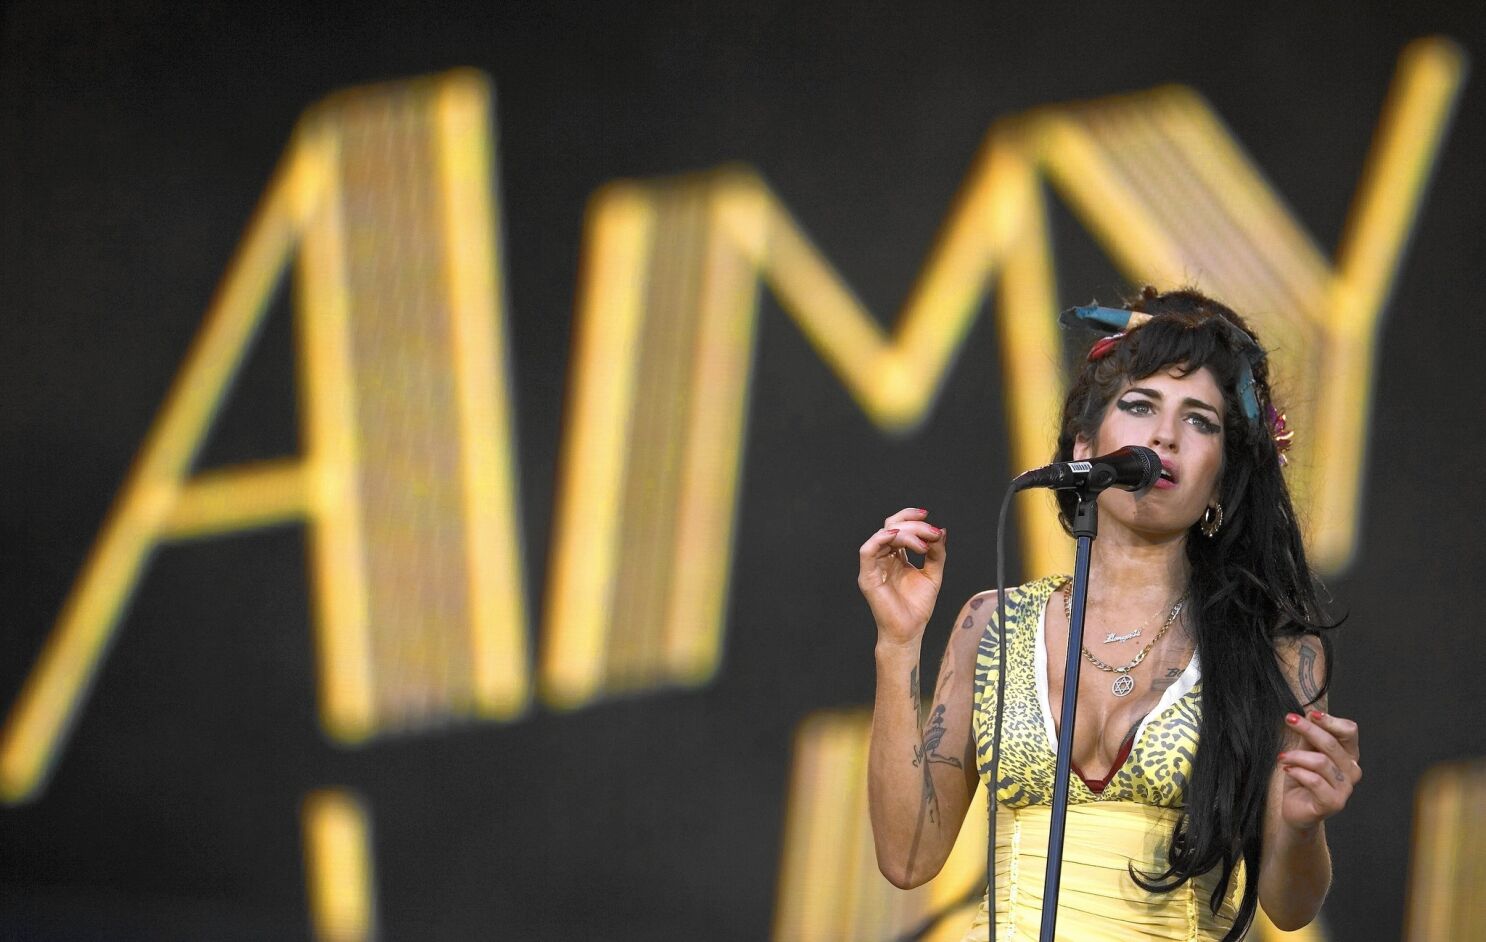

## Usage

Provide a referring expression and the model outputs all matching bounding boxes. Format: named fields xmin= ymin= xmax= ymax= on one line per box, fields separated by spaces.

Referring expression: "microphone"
xmin=1012 ymin=445 xmax=1161 ymax=493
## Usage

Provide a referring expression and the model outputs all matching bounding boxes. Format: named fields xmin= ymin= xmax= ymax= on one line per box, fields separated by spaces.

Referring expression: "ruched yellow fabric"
xmin=959 ymin=802 xmax=1243 ymax=941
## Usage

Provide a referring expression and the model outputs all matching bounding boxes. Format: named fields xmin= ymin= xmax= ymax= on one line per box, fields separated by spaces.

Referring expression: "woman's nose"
xmin=1151 ymin=424 xmax=1180 ymax=451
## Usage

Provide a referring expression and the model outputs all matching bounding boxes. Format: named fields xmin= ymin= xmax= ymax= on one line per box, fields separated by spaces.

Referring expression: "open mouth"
xmin=1159 ymin=462 xmax=1178 ymax=484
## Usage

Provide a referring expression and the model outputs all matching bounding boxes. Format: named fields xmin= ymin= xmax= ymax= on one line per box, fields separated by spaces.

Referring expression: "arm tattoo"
xmin=911 ymin=704 xmax=965 ymax=823
xmin=915 ymin=746 xmax=940 ymax=822
xmin=1297 ymin=642 xmax=1321 ymax=706
xmin=921 ymin=705 xmax=964 ymax=769
xmin=934 ymin=664 xmax=954 ymax=698
xmin=903 ymin=664 xmax=957 ymax=873
xmin=963 ymin=595 xmax=987 ymax=627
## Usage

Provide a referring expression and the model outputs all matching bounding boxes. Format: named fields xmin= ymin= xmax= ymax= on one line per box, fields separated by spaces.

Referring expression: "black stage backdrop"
xmin=1 ymin=2 xmax=1482 ymax=939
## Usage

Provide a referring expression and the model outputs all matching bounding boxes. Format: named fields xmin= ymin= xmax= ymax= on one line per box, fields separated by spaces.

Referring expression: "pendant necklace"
xmin=1063 ymin=581 xmax=1188 ymax=697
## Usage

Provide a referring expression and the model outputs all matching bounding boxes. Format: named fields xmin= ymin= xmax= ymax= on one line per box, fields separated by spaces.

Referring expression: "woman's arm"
xmin=1258 ymin=637 xmax=1362 ymax=929
xmin=868 ymin=590 xmax=989 ymax=888
xmin=859 ymin=509 xmax=988 ymax=889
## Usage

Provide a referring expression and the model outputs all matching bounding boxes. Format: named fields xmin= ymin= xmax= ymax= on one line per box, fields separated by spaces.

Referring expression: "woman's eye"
xmin=1115 ymin=398 xmax=1154 ymax=415
xmin=1185 ymin=413 xmax=1221 ymax=434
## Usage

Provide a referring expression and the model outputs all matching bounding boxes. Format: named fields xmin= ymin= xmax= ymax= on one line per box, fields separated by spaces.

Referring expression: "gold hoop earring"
xmin=1200 ymin=502 xmax=1224 ymax=538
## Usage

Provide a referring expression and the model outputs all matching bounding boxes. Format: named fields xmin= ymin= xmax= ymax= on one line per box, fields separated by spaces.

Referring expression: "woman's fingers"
xmin=1277 ymin=710 xmax=1362 ymax=826
xmin=896 ymin=522 xmax=942 ymax=554
xmin=1310 ymin=710 xmax=1361 ymax=758
xmin=922 ymin=526 xmax=947 ymax=584
xmin=1279 ymin=763 xmax=1335 ymax=809
xmin=1277 ymin=748 xmax=1351 ymax=791
xmin=883 ymin=507 xmax=929 ymax=529
xmin=857 ymin=515 xmax=946 ymax=594
xmin=866 ymin=514 xmax=943 ymax=556
xmin=1277 ymin=751 xmax=1350 ymax=826
xmin=1284 ymin=712 xmax=1362 ymax=783
xmin=860 ymin=527 xmax=904 ymax=561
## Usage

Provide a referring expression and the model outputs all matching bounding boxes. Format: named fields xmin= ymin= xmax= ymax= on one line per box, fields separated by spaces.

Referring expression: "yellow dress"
xmin=963 ymin=575 xmax=1246 ymax=941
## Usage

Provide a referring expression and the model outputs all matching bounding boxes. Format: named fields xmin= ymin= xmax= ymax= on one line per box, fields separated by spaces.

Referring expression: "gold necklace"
xmin=1062 ymin=581 xmax=1188 ymax=697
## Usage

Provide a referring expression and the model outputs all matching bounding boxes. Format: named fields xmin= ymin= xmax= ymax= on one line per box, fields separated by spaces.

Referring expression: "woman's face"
xmin=1074 ymin=364 xmax=1226 ymax=538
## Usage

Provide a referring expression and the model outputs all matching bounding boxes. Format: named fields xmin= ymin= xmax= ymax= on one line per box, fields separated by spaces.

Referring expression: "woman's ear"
xmin=1072 ymin=433 xmax=1093 ymax=462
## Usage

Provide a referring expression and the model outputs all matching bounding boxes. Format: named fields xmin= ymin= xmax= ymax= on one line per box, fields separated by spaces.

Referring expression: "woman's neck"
xmin=1083 ymin=522 xmax=1191 ymax=611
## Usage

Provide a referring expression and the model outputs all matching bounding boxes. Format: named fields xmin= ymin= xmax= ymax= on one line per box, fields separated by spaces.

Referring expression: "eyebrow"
xmin=1124 ymin=386 xmax=1222 ymax=417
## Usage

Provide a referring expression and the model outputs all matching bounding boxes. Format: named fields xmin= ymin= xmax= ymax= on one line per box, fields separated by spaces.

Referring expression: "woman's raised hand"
xmin=857 ymin=508 xmax=946 ymax=647
xmin=1276 ymin=710 xmax=1362 ymax=832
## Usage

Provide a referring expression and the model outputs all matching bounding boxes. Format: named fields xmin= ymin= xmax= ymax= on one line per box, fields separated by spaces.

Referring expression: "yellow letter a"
xmin=1 ymin=71 xmax=528 ymax=803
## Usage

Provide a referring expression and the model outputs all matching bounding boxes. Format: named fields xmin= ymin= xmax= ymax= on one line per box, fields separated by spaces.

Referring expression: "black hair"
xmin=1053 ymin=286 xmax=1336 ymax=940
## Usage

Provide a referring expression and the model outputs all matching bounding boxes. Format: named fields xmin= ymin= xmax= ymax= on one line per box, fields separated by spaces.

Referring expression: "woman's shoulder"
xmin=962 ymin=573 xmax=1069 ymax=609
xmin=955 ymin=574 xmax=1069 ymax=638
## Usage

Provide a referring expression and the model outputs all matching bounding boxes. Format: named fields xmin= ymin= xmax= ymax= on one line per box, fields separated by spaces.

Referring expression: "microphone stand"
xmin=1038 ymin=484 xmax=1100 ymax=942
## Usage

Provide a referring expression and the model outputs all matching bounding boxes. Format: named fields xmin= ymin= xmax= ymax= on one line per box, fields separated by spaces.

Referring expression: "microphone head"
xmin=1104 ymin=445 xmax=1162 ymax=491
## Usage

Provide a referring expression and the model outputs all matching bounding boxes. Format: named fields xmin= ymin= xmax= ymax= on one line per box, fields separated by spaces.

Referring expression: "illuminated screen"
xmin=0 ymin=6 xmax=1477 ymax=941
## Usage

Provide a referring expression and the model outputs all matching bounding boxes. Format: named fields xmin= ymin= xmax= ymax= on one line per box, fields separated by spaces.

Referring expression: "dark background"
xmin=1 ymin=1 xmax=1482 ymax=939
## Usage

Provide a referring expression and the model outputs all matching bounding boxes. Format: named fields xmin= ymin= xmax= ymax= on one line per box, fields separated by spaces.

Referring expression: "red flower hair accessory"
xmin=1266 ymin=404 xmax=1295 ymax=466
xmin=1087 ymin=332 xmax=1125 ymax=361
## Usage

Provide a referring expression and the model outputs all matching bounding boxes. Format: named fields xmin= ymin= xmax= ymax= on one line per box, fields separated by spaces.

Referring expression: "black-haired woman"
xmin=861 ymin=288 xmax=1358 ymax=940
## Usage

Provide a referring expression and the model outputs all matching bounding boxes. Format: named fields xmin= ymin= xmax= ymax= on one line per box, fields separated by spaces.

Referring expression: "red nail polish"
xmin=1277 ymin=752 xmax=1288 ymax=761
xmin=1285 ymin=713 xmax=1301 ymax=725
xmin=1309 ymin=710 xmax=1325 ymax=721
xmin=885 ymin=528 xmax=900 ymax=535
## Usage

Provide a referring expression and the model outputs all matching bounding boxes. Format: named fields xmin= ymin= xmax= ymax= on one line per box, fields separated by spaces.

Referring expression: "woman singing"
xmin=860 ymin=288 xmax=1360 ymax=940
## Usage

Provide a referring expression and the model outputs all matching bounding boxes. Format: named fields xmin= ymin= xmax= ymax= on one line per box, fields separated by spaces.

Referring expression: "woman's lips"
xmin=1154 ymin=459 xmax=1178 ymax=489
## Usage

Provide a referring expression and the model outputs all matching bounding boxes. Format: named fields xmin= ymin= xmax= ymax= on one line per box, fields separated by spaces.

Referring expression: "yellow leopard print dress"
xmin=963 ymin=575 xmax=1245 ymax=941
